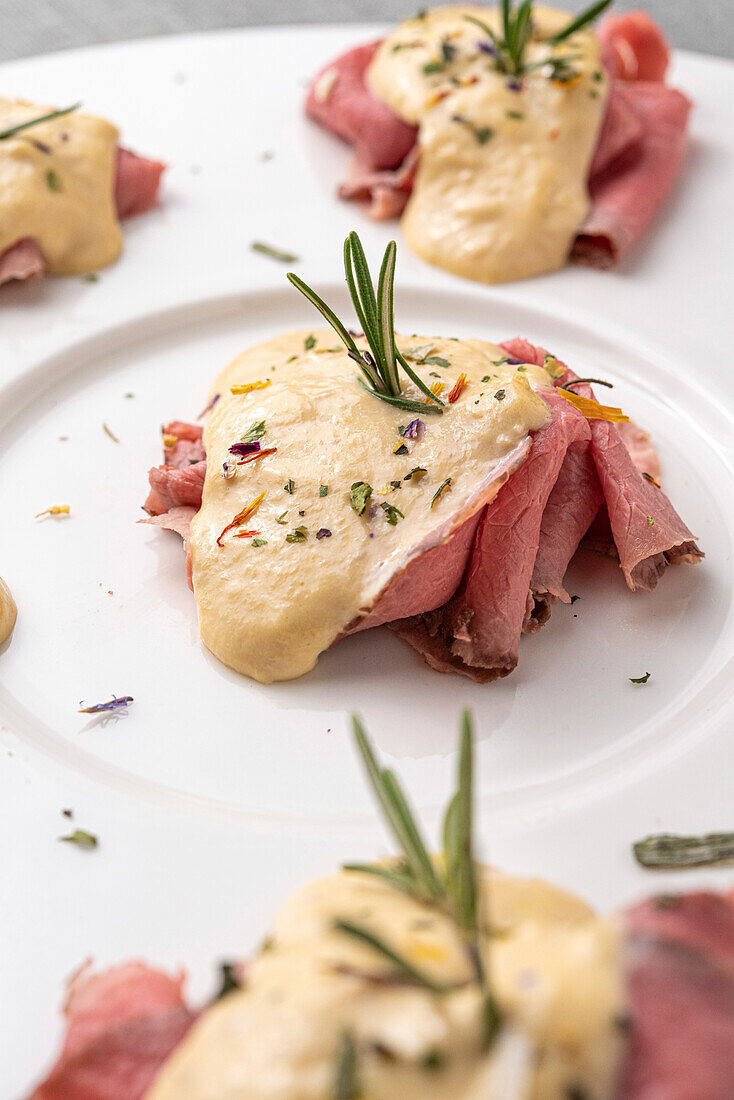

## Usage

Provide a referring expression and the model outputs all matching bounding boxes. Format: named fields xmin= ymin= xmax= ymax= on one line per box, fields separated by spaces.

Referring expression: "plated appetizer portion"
xmin=306 ymin=6 xmax=691 ymax=281
xmin=141 ymin=235 xmax=701 ymax=683
xmin=0 ymin=100 xmax=164 ymax=285
xmin=31 ymin=716 xmax=734 ymax=1099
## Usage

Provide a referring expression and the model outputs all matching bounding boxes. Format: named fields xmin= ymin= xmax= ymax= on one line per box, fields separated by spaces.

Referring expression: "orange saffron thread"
xmin=236 ymin=446 xmax=278 ymax=465
xmin=233 ymin=529 xmax=261 ymax=539
xmin=425 ymin=380 xmax=445 ymax=404
xmin=448 ymin=373 xmax=468 ymax=403
xmin=230 ymin=379 xmax=271 ymax=395
xmin=216 ymin=490 xmax=267 ymax=546
xmin=556 ymin=388 xmax=629 ymax=423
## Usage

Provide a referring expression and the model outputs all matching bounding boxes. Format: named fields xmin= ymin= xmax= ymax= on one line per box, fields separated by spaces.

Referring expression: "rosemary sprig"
xmin=345 ymin=712 xmax=502 ymax=1052
xmin=334 ymin=919 xmax=459 ymax=994
xmin=548 ymin=0 xmax=613 ymax=44
xmin=288 ymin=232 xmax=444 ymax=415
xmin=334 ymin=1030 xmax=360 ymax=1100
xmin=0 ymin=102 xmax=80 ymax=142
xmin=633 ymin=832 xmax=734 ymax=869
xmin=464 ymin=0 xmax=612 ymax=76
xmin=559 ymin=377 xmax=614 ymax=391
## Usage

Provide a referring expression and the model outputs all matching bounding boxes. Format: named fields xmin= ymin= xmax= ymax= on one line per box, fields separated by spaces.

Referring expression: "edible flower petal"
xmin=555 ymin=388 xmax=630 ymax=422
xmin=35 ymin=505 xmax=70 ymax=519
xmin=316 ymin=528 xmax=332 ymax=539
xmin=78 ymin=695 xmax=133 ymax=713
xmin=230 ymin=380 xmax=271 ymax=395
xmin=198 ymin=393 xmax=220 ymax=419
xmin=425 ymin=381 xmax=444 ymax=404
xmin=229 ymin=441 xmax=261 ymax=458
xmin=447 ymin=373 xmax=468 ymax=403
xmin=237 ymin=446 xmax=278 ymax=465
xmin=431 ymin=478 xmax=452 ymax=508
xmin=217 ymin=491 xmax=267 ymax=546
xmin=400 ymin=419 xmax=425 ymax=440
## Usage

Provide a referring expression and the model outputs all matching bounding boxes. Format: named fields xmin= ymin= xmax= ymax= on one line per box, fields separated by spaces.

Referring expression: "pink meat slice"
xmin=305 ymin=40 xmax=417 ymax=172
xmin=338 ymin=147 xmax=418 ymax=221
xmin=620 ymin=892 xmax=734 ymax=1100
xmin=0 ymin=237 xmax=45 ymax=284
xmin=572 ymin=81 xmax=692 ymax=269
xmin=392 ymin=392 xmax=590 ymax=681
xmin=1 ymin=147 xmax=165 ymax=286
xmin=501 ymin=338 xmax=702 ymax=591
xmin=588 ymin=82 xmax=645 ymax=178
xmin=143 ymin=462 xmax=206 ymax=516
xmin=598 ymin=10 xmax=671 ymax=83
xmin=29 ymin=961 xmax=195 ymax=1100
xmin=527 ymin=438 xmax=603 ymax=619
xmin=114 ymin=147 xmax=166 ymax=218
xmin=345 ymin=438 xmax=532 ymax=635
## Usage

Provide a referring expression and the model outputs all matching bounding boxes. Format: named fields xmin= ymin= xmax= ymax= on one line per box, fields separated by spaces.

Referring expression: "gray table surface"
xmin=0 ymin=0 xmax=732 ymax=63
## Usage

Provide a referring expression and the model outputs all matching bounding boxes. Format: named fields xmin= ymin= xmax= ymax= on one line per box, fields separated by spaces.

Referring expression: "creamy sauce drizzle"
xmin=189 ymin=331 xmax=551 ymax=682
xmin=0 ymin=99 xmax=121 ymax=273
xmin=368 ymin=5 xmax=608 ymax=283
xmin=0 ymin=575 xmax=17 ymax=645
xmin=148 ymin=868 xmax=624 ymax=1099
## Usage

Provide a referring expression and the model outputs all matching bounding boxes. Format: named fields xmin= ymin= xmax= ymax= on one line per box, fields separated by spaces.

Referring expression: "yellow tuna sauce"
xmin=0 ymin=99 xmax=121 ymax=274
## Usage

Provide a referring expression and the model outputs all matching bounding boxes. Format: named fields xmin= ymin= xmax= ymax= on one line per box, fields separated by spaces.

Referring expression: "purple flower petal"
xmin=316 ymin=528 xmax=332 ymax=540
xmin=477 ymin=40 xmax=497 ymax=55
xmin=402 ymin=418 xmax=426 ymax=440
xmin=229 ymin=441 xmax=261 ymax=458
xmin=198 ymin=393 xmax=220 ymax=419
xmin=506 ymin=78 xmax=522 ymax=92
xmin=78 ymin=695 xmax=133 ymax=714
xmin=506 ymin=357 xmax=525 ymax=365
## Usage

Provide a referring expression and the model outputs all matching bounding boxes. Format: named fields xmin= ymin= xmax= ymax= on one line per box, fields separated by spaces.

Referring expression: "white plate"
xmin=1 ymin=26 xmax=733 ymax=1096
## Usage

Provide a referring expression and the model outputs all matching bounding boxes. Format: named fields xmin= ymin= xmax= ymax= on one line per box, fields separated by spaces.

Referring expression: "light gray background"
xmin=1 ymin=0 xmax=732 ymax=62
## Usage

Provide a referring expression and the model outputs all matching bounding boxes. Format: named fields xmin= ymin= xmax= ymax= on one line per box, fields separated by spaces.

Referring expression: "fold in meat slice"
xmin=598 ymin=10 xmax=671 ymax=83
xmin=142 ymin=422 xmax=207 ymax=516
xmin=338 ymin=147 xmax=418 ymax=221
xmin=526 ymin=439 xmax=603 ymax=626
xmin=392 ymin=394 xmax=590 ymax=681
xmin=620 ymin=892 xmax=734 ymax=1100
xmin=30 ymin=962 xmax=196 ymax=1100
xmin=572 ymin=81 xmax=692 ymax=268
xmin=500 ymin=338 xmax=703 ymax=591
xmin=0 ymin=147 xmax=165 ymax=287
xmin=305 ymin=40 xmax=417 ymax=172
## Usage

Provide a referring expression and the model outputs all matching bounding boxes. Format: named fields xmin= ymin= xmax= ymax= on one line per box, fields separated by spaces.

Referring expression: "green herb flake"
xmin=592 ymin=69 xmax=603 ymax=82
xmin=491 ymin=357 xmax=509 ymax=367
xmin=634 ymin=832 xmax=734 ymax=870
xmin=423 ymin=355 xmax=451 ymax=368
xmin=422 ymin=59 xmax=447 ymax=75
xmin=251 ymin=240 xmax=300 ymax=264
xmin=646 ymin=515 xmax=655 ymax=526
xmin=629 ymin=672 xmax=651 ymax=684
xmin=46 ymin=168 xmax=61 ymax=191
xmin=59 ymin=829 xmax=98 ymax=850
xmin=431 ymin=478 xmax=452 ymax=508
xmin=284 ymin=479 xmax=295 ymax=494
xmin=350 ymin=481 xmax=373 ymax=516
xmin=380 ymin=502 xmax=405 ymax=526
xmin=285 ymin=525 xmax=308 ymax=543
xmin=304 ymin=333 xmax=317 ymax=351
xmin=82 ymin=272 xmax=99 ymax=283
xmin=275 ymin=510 xmax=289 ymax=524
xmin=452 ymin=114 xmax=493 ymax=144
xmin=390 ymin=480 xmax=402 ymax=490
xmin=241 ymin=420 xmax=266 ymax=444
xmin=421 ymin=1048 xmax=446 ymax=1071
xmin=251 ymin=538 xmax=268 ymax=547
xmin=404 ymin=466 xmax=427 ymax=482
xmin=319 ymin=485 xmax=329 ymax=497
xmin=506 ymin=110 xmax=524 ymax=120
xmin=494 ymin=389 xmax=506 ymax=401
xmin=394 ymin=443 xmax=409 ymax=456
xmin=215 ymin=962 xmax=242 ymax=1000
